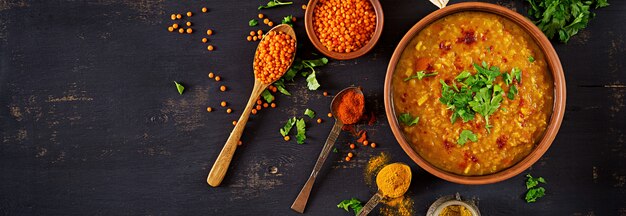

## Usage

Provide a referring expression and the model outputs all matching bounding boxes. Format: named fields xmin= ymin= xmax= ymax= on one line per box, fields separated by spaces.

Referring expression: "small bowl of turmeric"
xmin=304 ymin=0 xmax=384 ymax=60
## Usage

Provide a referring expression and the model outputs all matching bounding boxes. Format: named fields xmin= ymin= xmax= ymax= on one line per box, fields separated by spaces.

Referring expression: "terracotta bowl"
xmin=383 ymin=2 xmax=566 ymax=185
xmin=304 ymin=0 xmax=384 ymax=60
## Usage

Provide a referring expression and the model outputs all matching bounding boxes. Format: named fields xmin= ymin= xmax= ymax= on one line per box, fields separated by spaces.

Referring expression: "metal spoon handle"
xmin=291 ymin=121 xmax=344 ymax=213
xmin=358 ymin=192 xmax=383 ymax=216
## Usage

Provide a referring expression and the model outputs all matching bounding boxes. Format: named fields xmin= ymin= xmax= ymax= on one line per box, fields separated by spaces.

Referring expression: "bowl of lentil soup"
xmin=304 ymin=0 xmax=383 ymax=60
xmin=383 ymin=2 xmax=566 ymax=184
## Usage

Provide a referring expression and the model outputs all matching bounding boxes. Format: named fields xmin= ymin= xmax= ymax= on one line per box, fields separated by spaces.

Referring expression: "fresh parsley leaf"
xmin=511 ymin=67 xmax=522 ymax=83
xmin=306 ymin=71 xmax=320 ymax=90
xmin=282 ymin=15 xmax=294 ymax=27
xmin=525 ymin=174 xmax=547 ymax=203
xmin=273 ymin=79 xmax=291 ymax=95
xmin=174 ymin=81 xmax=185 ymax=95
xmin=258 ymin=0 xmax=293 ymax=9
xmin=455 ymin=71 xmax=472 ymax=81
xmin=526 ymin=174 xmax=547 ymax=189
xmin=296 ymin=118 xmax=306 ymax=144
xmin=304 ymin=109 xmax=315 ymax=118
xmin=458 ymin=130 xmax=478 ymax=146
xmin=502 ymin=72 xmax=513 ymax=85
xmin=280 ymin=117 xmax=297 ymax=137
xmin=261 ymin=89 xmax=275 ymax=103
xmin=333 ymin=148 xmax=338 ymax=153
xmin=403 ymin=71 xmax=438 ymax=81
xmin=508 ymin=85 xmax=518 ymax=100
xmin=249 ymin=19 xmax=258 ymax=27
xmin=528 ymin=56 xmax=535 ymax=62
xmin=526 ymin=0 xmax=608 ymax=43
xmin=398 ymin=113 xmax=419 ymax=126
xmin=525 ymin=187 xmax=546 ymax=203
xmin=337 ymin=198 xmax=363 ymax=215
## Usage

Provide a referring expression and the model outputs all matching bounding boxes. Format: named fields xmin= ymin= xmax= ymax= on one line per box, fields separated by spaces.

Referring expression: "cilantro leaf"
xmin=511 ymin=67 xmax=522 ymax=83
xmin=458 ymin=129 xmax=478 ymax=146
xmin=508 ymin=85 xmax=518 ymax=100
xmin=174 ymin=81 xmax=185 ymax=95
xmin=282 ymin=15 xmax=294 ymax=27
xmin=261 ymin=89 xmax=275 ymax=103
xmin=306 ymin=71 xmax=320 ymax=90
xmin=528 ymin=56 xmax=535 ymax=62
xmin=403 ymin=71 xmax=438 ymax=81
xmin=337 ymin=198 xmax=363 ymax=215
xmin=525 ymin=174 xmax=547 ymax=203
xmin=526 ymin=0 xmax=607 ymax=43
xmin=398 ymin=113 xmax=419 ymax=126
xmin=455 ymin=71 xmax=472 ymax=81
xmin=273 ymin=79 xmax=291 ymax=96
xmin=280 ymin=117 xmax=296 ymax=137
xmin=258 ymin=0 xmax=293 ymax=9
xmin=304 ymin=109 xmax=315 ymax=118
xmin=525 ymin=187 xmax=546 ymax=203
xmin=333 ymin=148 xmax=338 ymax=153
xmin=296 ymin=118 xmax=306 ymax=144
xmin=249 ymin=19 xmax=258 ymax=27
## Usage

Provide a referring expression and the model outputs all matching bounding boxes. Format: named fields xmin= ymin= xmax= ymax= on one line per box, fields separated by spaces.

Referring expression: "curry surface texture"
xmin=392 ymin=12 xmax=553 ymax=176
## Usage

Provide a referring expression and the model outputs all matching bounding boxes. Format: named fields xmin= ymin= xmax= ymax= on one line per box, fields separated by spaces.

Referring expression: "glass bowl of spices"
xmin=427 ymin=193 xmax=480 ymax=216
xmin=304 ymin=0 xmax=384 ymax=60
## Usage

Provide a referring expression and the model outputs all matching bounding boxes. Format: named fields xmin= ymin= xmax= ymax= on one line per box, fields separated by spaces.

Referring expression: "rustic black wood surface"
xmin=1 ymin=0 xmax=624 ymax=215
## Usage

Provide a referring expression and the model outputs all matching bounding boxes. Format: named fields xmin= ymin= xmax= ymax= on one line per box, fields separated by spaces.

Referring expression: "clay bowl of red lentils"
xmin=304 ymin=0 xmax=383 ymax=60
xmin=384 ymin=2 xmax=566 ymax=185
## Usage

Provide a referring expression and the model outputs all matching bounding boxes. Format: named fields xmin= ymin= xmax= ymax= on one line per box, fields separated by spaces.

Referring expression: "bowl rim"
xmin=383 ymin=2 xmax=567 ymax=185
xmin=304 ymin=0 xmax=384 ymax=60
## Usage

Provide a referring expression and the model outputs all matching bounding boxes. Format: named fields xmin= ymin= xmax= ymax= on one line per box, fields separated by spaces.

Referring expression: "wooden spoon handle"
xmin=291 ymin=121 xmax=343 ymax=213
xmin=207 ymin=81 xmax=268 ymax=187
xmin=358 ymin=192 xmax=383 ymax=216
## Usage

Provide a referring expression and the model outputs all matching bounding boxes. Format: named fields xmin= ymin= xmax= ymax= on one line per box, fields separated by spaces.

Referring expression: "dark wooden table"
xmin=1 ymin=0 xmax=624 ymax=215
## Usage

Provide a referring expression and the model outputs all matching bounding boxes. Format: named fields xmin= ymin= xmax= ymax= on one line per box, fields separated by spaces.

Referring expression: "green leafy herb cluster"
xmin=282 ymin=15 xmax=294 ymax=27
xmin=261 ymin=56 xmax=329 ymax=104
xmin=249 ymin=19 xmax=258 ymax=27
xmin=398 ymin=113 xmax=419 ymax=126
xmin=526 ymin=0 xmax=609 ymax=43
xmin=457 ymin=130 xmax=477 ymax=146
xmin=525 ymin=174 xmax=547 ymax=203
xmin=337 ymin=198 xmax=363 ymax=215
xmin=258 ymin=0 xmax=293 ymax=9
xmin=280 ymin=117 xmax=307 ymax=144
xmin=439 ymin=62 xmax=521 ymax=133
xmin=304 ymin=108 xmax=315 ymax=118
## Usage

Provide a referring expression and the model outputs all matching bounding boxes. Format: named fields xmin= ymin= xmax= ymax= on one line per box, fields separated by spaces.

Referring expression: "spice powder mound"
xmin=335 ymin=90 xmax=365 ymax=124
xmin=364 ymin=152 xmax=390 ymax=185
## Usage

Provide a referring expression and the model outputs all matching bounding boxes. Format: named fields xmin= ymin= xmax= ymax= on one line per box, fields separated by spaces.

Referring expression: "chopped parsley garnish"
xmin=261 ymin=89 xmax=275 ymax=103
xmin=528 ymin=56 xmax=535 ymax=62
xmin=458 ymin=130 xmax=478 ymax=146
xmin=258 ymin=0 xmax=293 ymax=9
xmin=304 ymin=109 xmax=315 ymax=118
xmin=295 ymin=118 xmax=306 ymax=144
xmin=273 ymin=79 xmax=291 ymax=95
xmin=305 ymin=71 xmax=320 ymax=90
xmin=525 ymin=174 xmax=547 ymax=203
xmin=174 ymin=81 xmax=185 ymax=95
xmin=280 ymin=117 xmax=297 ymax=137
xmin=282 ymin=15 xmax=294 ymax=27
xmin=403 ymin=71 xmax=438 ymax=81
xmin=249 ymin=19 xmax=258 ymax=27
xmin=337 ymin=198 xmax=363 ymax=215
xmin=526 ymin=0 xmax=609 ymax=43
xmin=439 ymin=62 xmax=522 ymax=133
xmin=282 ymin=57 xmax=328 ymax=91
xmin=333 ymin=147 xmax=338 ymax=153
xmin=398 ymin=113 xmax=419 ymax=126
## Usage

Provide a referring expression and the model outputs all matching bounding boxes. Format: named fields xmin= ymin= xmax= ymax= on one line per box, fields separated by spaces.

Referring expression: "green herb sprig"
xmin=174 ymin=81 xmax=185 ymax=95
xmin=403 ymin=71 xmax=438 ymax=81
xmin=398 ymin=113 xmax=420 ymax=126
xmin=525 ymin=174 xmax=547 ymax=203
xmin=337 ymin=198 xmax=363 ymax=215
xmin=258 ymin=0 xmax=293 ymax=9
xmin=526 ymin=0 xmax=609 ymax=43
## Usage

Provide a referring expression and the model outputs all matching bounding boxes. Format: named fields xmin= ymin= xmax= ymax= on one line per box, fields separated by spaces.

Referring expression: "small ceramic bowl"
xmin=383 ymin=2 xmax=566 ymax=184
xmin=427 ymin=193 xmax=481 ymax=216
xmin=304 ymin=0 xmax=384 ymax=60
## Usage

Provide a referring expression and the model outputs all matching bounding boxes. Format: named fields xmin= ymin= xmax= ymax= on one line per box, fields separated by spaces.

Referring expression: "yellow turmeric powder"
xmin=375 ymin=163 xmax=411 ymax=198
xmin=439 ymin=205 xmax=473 ymax=216
xmin=380 ymin=196 xmax=414 ymax=216
xmin=365 ymin=152 xmax=390 ymax=185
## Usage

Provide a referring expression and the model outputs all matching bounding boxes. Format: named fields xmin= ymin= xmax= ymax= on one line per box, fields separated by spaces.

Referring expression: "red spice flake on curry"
xmin=335 ymin=90 xmax=365 ymax=124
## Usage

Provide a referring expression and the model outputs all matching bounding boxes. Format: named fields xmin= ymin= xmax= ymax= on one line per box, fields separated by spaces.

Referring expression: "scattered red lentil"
xmin=370 ymin=143 xmax=377 ymax=148
xmin=345 ymin=156 xmax=351 ymax=161
xmin=202 ymin=7 xmax=208 ymax=13
xmin=237 ymin=140 xmax=242 ymax=145
xmin=327 ymin=112 xmax=333 ymax=118
xmin=206 ymin=107 xmax=213 ymax=112
xmin=263 ymin=18 xmax=269 ymax=24
xmin=208 ymin=72 xmax=215 ymax=79
xmin=186 ymin=11 xmax=192 ymax=17
xmin=220 ymin=101 xmax=227 ymax=107
xmin=207 ymin=45 xmax=214 ymax=51
xmin=186 ymin=21 xmax=192 ymax=26
xmin=317 ymin=118 xmax=322 ymax=124
xmin=186 ymin=28 xmax=193 ymax=34
xmin=302 ymin=4 xmax=307 ymax=10
xmin=350 ymin=143 xmax=355 ymax=149
xmin=363 ymin=140 xmax=369 ymax=146
xmin=323 ymin=91 xmax=328 ymax=96
xmin=202 ymin=38 xmax=208 ymax=43
xmin=250 ymin=31 xmax=256 ymax=36
xmin=348 ymin=152 xmax=354 ymax=158
xmin=176 ymin=14 xmax=182 ymax=19
xmin=268 ymin=21 xmax=274 ymax=27
xmin=215 ymin=76 xmax=221 ymax=81
xmin=252 ymin=109 xmax=258 ymax=115
xmin=258 ymin=13 xmax=264 ymax=19
xmin=172 ymin=23 xmax=179 ymax=29
xmin=170 ymin=14 xmax=176 ymax=20
xmin=178 ymin=28 xmax=184 ymax=34
xmin=220 ymin=85 xmax=227 ymax=92
xmin=226 ymin=108 xmax=232 ymax=114
xmin=263 ymin=103 xmax=269 ymax=108
xmin=168 ymin=27 xmax=174 ymax=32
xmin=284 ymin=136 xmax=290 ymax=141
xmin=270 ymin=103 xmax=276 ymax=108
xmin=256 ymin=99 xmax=262 ymax=105
xmin=256 ymin=104 xmax=262 ymax=110
xmin=206 ymin=29 xmax=213 ymax=35
xmin=247 ymin=36 xmax=252 ymax=41
xmin=232 ymin=120 xmax=237 ymax=126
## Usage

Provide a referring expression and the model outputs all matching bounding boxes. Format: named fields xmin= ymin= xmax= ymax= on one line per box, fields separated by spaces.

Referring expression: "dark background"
xmin=0 ymin=0 xmax=624 ymax=215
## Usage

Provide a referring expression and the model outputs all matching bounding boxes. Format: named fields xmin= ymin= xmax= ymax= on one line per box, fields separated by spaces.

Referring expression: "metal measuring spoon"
xmin=291 ymin=87 xmax=364 ymax=213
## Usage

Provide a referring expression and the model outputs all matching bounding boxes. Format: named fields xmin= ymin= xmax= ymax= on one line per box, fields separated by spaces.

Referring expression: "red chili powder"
xmin=336 ymin=90 xmax=365 ymax=124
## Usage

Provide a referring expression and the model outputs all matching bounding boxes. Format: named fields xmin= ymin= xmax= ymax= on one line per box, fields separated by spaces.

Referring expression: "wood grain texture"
xmin=0 ymin=0 xmax=624 ymax=215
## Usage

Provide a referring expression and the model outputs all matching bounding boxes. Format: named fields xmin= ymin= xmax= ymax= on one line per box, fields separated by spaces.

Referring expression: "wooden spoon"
xmin=207 ymin=24 xmax=297 ymax=187
xmin=358 ymin=163 xmax=412 ymax=216
xmin=291 ymin=87 xmax=364 ymax=213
